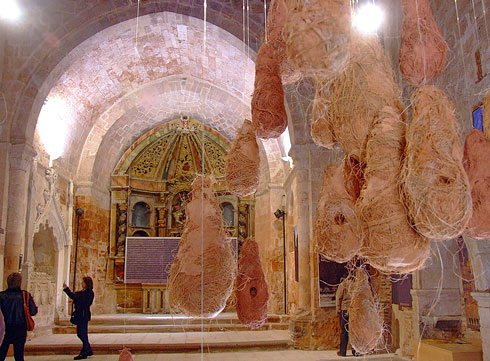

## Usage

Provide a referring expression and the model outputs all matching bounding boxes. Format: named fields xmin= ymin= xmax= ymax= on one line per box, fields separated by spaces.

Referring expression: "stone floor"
xmin=7 ymin=351 xmax=409 ymax=361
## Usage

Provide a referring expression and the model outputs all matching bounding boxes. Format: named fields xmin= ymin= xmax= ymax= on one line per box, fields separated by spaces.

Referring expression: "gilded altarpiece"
xmin=109 ymin=117 xmax=255 ymax=312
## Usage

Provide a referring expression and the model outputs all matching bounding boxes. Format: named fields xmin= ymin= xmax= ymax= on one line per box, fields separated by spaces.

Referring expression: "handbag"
xmin=22 ymin=291 xmax=35 ymax=331
xmin=70 ymin=303 xmax=78 ymax=325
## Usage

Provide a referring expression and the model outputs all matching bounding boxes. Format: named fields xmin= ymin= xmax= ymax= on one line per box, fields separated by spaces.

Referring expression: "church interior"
xmin=0 ymin=0 xmax=490 ymax=360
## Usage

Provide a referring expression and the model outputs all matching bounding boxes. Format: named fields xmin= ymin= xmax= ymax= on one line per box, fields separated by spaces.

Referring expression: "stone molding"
xmin=9 ymin=143 xmax=37 ymax=172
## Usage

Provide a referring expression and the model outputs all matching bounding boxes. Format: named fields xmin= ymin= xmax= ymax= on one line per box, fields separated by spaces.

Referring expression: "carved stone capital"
xmin=9 ymin=143 xmax=37 ymax=172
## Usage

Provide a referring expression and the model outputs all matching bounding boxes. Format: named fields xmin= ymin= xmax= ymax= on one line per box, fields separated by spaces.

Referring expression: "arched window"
xmin=132 ymin=230 xmax=149 ymax=237
xmin=132 ymin=202 xmax=149 ymax=227
xmin=222 ymin=202 xmax=235 ymax=227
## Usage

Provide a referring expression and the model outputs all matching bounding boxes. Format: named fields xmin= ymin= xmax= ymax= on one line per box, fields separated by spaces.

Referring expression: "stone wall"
xmin=73 ymin=194 xmax=113 ymax=314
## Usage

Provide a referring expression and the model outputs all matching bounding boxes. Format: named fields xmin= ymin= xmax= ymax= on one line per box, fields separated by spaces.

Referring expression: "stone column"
xmin=4 ymin=143 xmax=36 ymax=282
xmin=464 ymin=235 xmax=490 ymax=361
xmin=411 ymin=240 xmax=463 ymax=343
xmin=471 ymin=292 xmax=490 ymax=361
xmin=0 ymin=142 xmax=10 ymax=284
xmin=289 ymin=145 xmax=311 ymax=313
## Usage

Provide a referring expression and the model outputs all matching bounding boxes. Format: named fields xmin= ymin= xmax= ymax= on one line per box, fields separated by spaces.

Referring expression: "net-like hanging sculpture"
xmin=266 ymin=0 xmax=301 ymax=84
xmin=399 ymin=0 xmax=447 ymax=86
xmin=226 ymin=119 xmax=260 ymax=197
xmin=349 ymin=268 xmax=383 ymax=355
xmin=401 ymin=86 xmax=472 ymax=240
xmin=343 ymin=154 xmax=365 ymax=202
xmin=236 ymin=238 xmax=269 ymax=329
xmin=325 ymin=34 xmax=405 ymax=161
xmin=252 ymin=43 xmax=288 ymax=139
xmin=168 ymin=176 xmax=236 ymax=317
xmin=285 ymin=0 xmax=351 ymax=82
xmin=357 ymin=107 xmax=430 ymax=273
xmin=118 ymin=347 xmax=134 ymax=361
xmin=313 ymin=164 xmax=363 ymax=263
xmin=311 ymin=82 xmax=337 ymax=149
xmin=463 ymin=129 xmax=490 ymax=240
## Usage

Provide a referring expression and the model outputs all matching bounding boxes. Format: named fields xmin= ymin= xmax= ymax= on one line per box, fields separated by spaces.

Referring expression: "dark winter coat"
xmin=0 ymin=288 xmax=38 ymax=330
xmin=63 ymin=287 xmax=94 ymax=324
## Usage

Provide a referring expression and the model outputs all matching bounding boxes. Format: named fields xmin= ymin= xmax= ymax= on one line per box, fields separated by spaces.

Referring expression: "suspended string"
xmin=414 ymin=0 xmax=428 ymax=84
xmin=264 ymin=0 xmax=267 ymax=44
xmin=201 ymin=2 xmax=207 ymax=360
xmin=454 ymin=0 xmax=469 ymax=90
xmin=135 ymin=0 xmax=141 ymax=56
xmin=481 ymin=0 xmax=490 ymax=48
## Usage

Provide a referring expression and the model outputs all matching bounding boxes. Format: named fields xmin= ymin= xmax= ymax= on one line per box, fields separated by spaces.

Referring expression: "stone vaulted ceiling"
xmin=1 ymin=0 xmax=293 ymax=190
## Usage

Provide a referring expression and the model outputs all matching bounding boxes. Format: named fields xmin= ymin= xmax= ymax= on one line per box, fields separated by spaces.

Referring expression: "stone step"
xmin=53 ymin=313 xmax=290 ymax=334
xmin=55 ymin=313 xmax=288 ymax=326
xmin=25 ymin=331 xmax=292 ymax=355
xmin=52 ymin=322 xmax=289 ymax=334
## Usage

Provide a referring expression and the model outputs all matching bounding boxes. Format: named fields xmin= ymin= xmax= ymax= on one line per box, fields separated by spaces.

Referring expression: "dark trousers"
xmin=0 ymin=327 xmax=27 ymax=361
xmin=339 ymin=310 xmax=358 ymax=356
xmin=339 ymin=310 xmax=349 ymax=356
xmin=76 ymin=321 xmax=92 ymax=355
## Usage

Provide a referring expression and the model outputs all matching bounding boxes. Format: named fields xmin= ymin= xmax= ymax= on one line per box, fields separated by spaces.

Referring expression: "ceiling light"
xmin=0 ymin=0 xmax=21 ymax=21
xmin=353 ymin=3 xmax=384 ymax=34
xmin=37 ymin=96 xmax=73 ymax=165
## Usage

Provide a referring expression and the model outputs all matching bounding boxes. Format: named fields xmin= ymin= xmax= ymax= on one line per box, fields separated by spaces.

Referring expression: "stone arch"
xmin=9 ymin=1 xmax=266 ymax=145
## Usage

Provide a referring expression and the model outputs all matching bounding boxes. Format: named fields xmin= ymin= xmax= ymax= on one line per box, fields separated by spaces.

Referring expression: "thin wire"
xmin=247 ymin=0 xmax=250 ymax=59
xmin=414 ymin=0 xmax=427 ymax=84
xmin=201 ymin=3 xmax=207 ymax=360
xmin=481 ymin=0 xmax=490 ymax=47
xmin=454 ymin=0 xmax=469 ymax=90
xmin=264 ymin=0 xmax=267 ymax=44
xmin=471 ymin=0 xmax=482 ymax=45
xmin=135 ymin=0 xmax=141 ymax=55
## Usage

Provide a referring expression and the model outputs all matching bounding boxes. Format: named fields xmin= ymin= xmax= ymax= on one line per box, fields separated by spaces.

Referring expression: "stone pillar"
xmin=289 ymin=145 xmax=311 ymax=313
xmin=471 ymin=292 xmax=490 ymax=361
xmin=0 ymin=142 xmax=10 ymax=284
xmin=464 ymin=235 xmax=490 ymax=361
xmin=4 ymin=143 xmax=36 ymax=282
xmin=411 ymin=240 xmax=463 ymax=343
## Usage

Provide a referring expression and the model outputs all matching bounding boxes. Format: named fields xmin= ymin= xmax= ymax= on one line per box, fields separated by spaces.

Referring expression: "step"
xmin=53 ymin=322 xmax=289 ymax=334
xmin=26 ymin=330 xmax=292 ymax=355
xmin=53 ymin=313 xmax=290 ymax=334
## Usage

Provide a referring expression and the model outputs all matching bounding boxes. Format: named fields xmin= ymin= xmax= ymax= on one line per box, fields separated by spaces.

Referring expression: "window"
xmin=222 ymin=202 xmax=235 ymax=227
xmin=132 ymin=202 xmax=149 ymax=227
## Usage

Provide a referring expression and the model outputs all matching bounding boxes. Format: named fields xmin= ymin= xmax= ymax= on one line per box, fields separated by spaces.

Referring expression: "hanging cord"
xmin=454 ymin=0 xmax=469 ymax=90
xmin=201 ymin=2 xmax=208 ymax=360
xmin=414 ymin=0 xmax=428 ymax=84
xmin=135 ymin=0 xmax=141 ymax=56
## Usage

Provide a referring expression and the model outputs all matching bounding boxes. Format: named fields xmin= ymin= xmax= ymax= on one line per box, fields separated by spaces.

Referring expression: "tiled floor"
xmin=7 ymin=351 xmax=409 ymax=361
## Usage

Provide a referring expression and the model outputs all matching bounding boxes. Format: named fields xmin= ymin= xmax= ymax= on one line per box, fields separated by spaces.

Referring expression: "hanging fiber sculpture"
xmin=311 ymin=83 xmax=337 ymax=149
xmin=266 ymin=0 xmax=301 ymax=84
xmin=343 ymin=154 xmax=365 ymax=201
xmin=313 ymin=164 xmax=363 ymax=263
xmin=168 ymin=176 xmax=236 ymax=317
xmin=252 ymin=43 xmax=288 ymax=139
xmin=463 ymin=129 xmax=490 ymax=240
xmin=236 ymin=238 xmax=269 ymax=329
xmin=399 ymin=0 xmax=447 ymax=86
xmin=484 ymin=91 xmax=490 ymax=139
xmin=118 ymin=347 xmax=134 ymax=361
xmin=349 ymin=268 xmax=383 ymax=355
xmin=226 ymin=119 xmax=260 ymax=197
xmin=285 ymin=0 xmax=351 ymax=82
xmin=326 ymin=34 xmax=405 ymax=161
xmin=357 ymin=107 xmax=430 ymax=273
xmin=401 ymin=86 xmax=472 ymax=240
